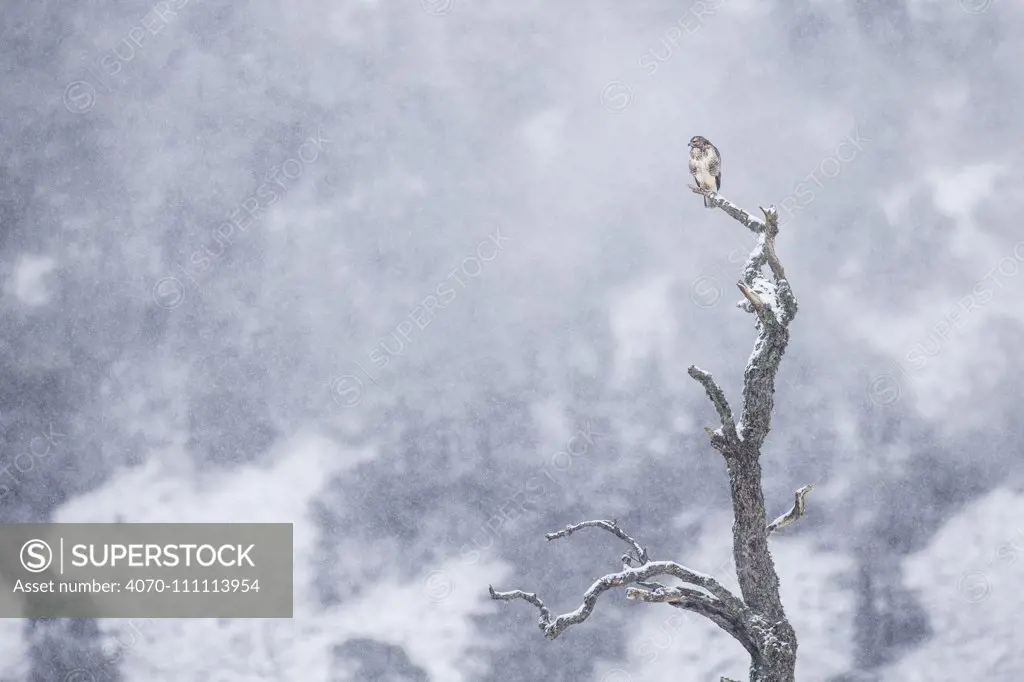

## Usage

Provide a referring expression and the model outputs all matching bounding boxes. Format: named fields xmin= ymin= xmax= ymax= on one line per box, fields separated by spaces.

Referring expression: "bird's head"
xmin=688 ymin=135 xmax=707 ymax=149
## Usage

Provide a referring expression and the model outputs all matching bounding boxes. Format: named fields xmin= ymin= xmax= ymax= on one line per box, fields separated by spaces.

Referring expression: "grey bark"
xmin=490 ymin=188 xmax=810 ymax=682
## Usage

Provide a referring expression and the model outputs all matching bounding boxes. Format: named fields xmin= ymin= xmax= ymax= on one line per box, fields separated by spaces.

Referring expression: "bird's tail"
xmin=703 ymin=194 xmax=713 ymax=209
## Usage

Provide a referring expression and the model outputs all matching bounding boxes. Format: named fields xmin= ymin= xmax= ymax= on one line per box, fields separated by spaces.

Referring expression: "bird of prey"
xmin=688 ymin=135 xmax=721 ymax=208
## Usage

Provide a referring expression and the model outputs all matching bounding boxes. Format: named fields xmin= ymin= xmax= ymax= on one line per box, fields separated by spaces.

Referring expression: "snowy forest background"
xmin=1 ymin=0 xmax=1023 ymax=680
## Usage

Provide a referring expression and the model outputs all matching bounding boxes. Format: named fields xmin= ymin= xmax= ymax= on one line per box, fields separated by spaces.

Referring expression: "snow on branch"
xmin=545 ymin=519 xmax=649 ymax=565
xmin=489 ymin=520 xmax=747 ymax=641
xmin=739 ymin=207 xmax=797 ymax=326
xmin=766 ymin=484 xmax=815 ymax=537
xmin=627 ymin=585 xmax=760 ymax=659
xmin=689 ymin=186 xmax=767 ymax=235
xmin=686 ymin=195 xmax=797 ymax=453
xmin=687 ymin=365 xmax=739 ymax=449
xmin=733 ymin=205 xmax=797 ymax=449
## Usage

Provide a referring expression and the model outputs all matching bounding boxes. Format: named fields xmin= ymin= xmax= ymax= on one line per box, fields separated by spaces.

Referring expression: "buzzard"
xmin=688 ymin=135 xmax=721 ymax=209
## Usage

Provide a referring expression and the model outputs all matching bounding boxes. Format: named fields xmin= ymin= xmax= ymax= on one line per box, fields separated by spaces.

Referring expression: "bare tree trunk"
xmin=728 ymin=453 xmax=780 ymax=619
xmin=490 ymin=189 xmax=811 ymax=682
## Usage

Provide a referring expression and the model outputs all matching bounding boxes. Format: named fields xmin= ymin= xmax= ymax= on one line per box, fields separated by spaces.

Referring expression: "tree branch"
xmin=627 ymin=586 xmax=760 ymax=659
xmin=687 ymin=366 xmax=739 ymax=446
xmin=672 ymin=600 xmax=759 ymax=661
xmin=766 ymin=484 xmax=815 ymax=536
xmin=490 ymin=518 xmax=747 ymax=642
xmin=689 ymin=185 xmax=766 ymax=235
xmin=733 ymin=207 xmax=797 ymax=450
xmin=487 ymin=586 xmax=553 ymax=636
xmin=491 ymin=558 xmax=746 ymax=640
xmin=749 ymin=207 xmax=797 ymax=324
xmin=545 ymin=519 xmax=648 ymax=565
xmin=624 ymin=584 xmax=716 ymax=604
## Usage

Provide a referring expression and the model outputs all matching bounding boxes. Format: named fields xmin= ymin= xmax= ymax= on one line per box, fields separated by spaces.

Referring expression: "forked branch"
xmin=491 ymin=519 xmax=747 ymax=641
xmin=492 ymin=187 xmax=803 ymax=682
